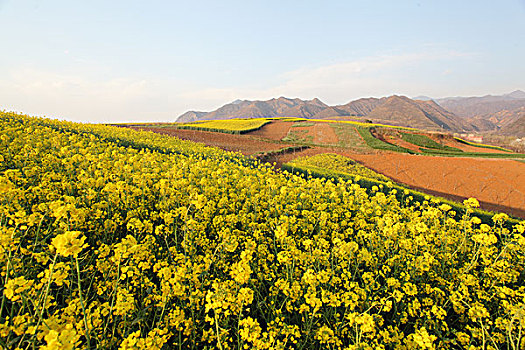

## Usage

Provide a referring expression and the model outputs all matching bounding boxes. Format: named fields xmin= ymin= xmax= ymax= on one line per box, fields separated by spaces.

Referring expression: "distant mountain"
xmin=176 ymin=111 xmax=207 ymax=123
xmin=367 ymin=96 xmax=466 ymax=131
xmin=506 ymin=90 xmax=525 ymax=99
xmin=309 ymin=97 xmax=384 ymax=119
xmin=412 ymin=95 xmax=434 ymax=101
xmin=176 ymin=90 xmax=525 ymax=135
xmin=498 ymin=107 xmax=525 ymax=137
xmin=312 ymin=96 xmax=467 ymax=131
xmin=437 ymin=91 xmax=525 ymax=119
xmin=176 ymin=97 xmax=328 ymax=122
xmin=337 ymin=97 xmax=385 ymax=116
xmin=435 ymin=90 xmax=525 ymax=133
xmin=177 ymin=95 xmax=469 ymax=131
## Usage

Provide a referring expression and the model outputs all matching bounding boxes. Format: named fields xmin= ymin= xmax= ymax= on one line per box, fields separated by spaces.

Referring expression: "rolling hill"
xmin=498 ymin=107 xmax=525 ymax=137
xmin=314 ymin=95 xmax=467 ymax=131
xmin=177 ymin=90 xmax=525 ymax=135
xmin=177 ymin=95 xmax=470 ymax=131
xmin=436 ymin=90 xmax=525 ymax=132
xmin=177 ymin=97 xmax=328 ymax=123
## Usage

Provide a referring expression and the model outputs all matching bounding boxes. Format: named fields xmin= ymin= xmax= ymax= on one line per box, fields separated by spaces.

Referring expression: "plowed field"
xmin=128 ymin=121 xmax=525 ymax=218
xmin=248 ymin=120 xmax=294 ymax=141
xmin=129 ymin=126 xmax=289 ymax=155
xmin=348 ymin=153 xmax=525 ymax=218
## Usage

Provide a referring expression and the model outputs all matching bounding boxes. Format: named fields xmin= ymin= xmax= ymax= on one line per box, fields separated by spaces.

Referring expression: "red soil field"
xmin=127 ymin=122 xmax=525 ymax=218
xmin=377 ymin=134 xmax=421 ymax=153
xmin=249 ymin=121 xmax=339 ymax=145
xmin=129 ymin=126 xmax=290 ymax=155
xmin=248 ymin=120 xmax=294 ymax=141
xmin=312 ymin=123 xmax=339 ymax=144
xmin=348 ymin=153 xmax=525 ymax=218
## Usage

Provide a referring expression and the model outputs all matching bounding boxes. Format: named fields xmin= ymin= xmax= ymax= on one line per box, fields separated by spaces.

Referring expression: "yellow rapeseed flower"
xmin=51 ymin=231 xmax=87 ymax=258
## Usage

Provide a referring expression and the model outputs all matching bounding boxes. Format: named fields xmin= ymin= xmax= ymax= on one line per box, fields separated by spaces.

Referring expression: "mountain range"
xmin=177 ymin=90 xmax=525 ymax=136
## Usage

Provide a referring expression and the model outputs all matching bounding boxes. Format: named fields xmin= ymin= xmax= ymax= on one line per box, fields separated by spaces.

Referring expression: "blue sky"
xmin=1 ymin=0 xmax=524 ymax=122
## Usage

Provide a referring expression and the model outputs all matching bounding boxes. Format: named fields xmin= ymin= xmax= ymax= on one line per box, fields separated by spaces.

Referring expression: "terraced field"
xmin=129 ymin=118 xmax=525 ymax=218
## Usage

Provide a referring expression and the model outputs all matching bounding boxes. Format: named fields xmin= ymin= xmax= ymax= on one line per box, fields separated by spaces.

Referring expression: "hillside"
xmin=177 ymin=91 xmax=525 ymax=135
xmin=3 ymin=111 xmax=525 ymax=349
xmin=177 ymin=97 xmax=328 ymax=122
xmin=312 ymin=96 xmax=468 ymax=131
xmin=499 ymin=107 xmax=525 ymax=137
xmin=179 ymin=95 xmax=469 ymax=132
xmin=333 ymin=97 xmax=385 ymax=116
xmin=359 ymin=96 xmax=466 ymax=131
xmin=437 ymin=91 xmax=525 ymax=131
xmin=176 ymin=110 xmax=207 ymax=123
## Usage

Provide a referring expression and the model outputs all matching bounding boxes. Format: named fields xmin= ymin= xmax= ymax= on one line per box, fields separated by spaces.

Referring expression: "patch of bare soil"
xmin=129 ymin=127 xmax=289 ymax=155
xmin=247 ymin=120 xmax=294 ymax=141
xmin=312 ymin=123 xmax=339 ymax=145
xmin=378 ymin=134 xmax=421 ymax=153
xmin=427 ymin=133 xmax=509 ymax=154
xmin=258 ymin=121 xmax=340 ymax=145
xmin=348 ymin=153 xmax=525 ymax=218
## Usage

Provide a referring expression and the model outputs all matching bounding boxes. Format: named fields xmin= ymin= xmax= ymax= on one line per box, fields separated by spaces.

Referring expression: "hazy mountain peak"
xmin=506 ymin=90 xmax=525 ymax=99
xmin=413 ymin=95 xmax=434 ymax=101
xmin=309 ymin=97 xmax=328 ymax=106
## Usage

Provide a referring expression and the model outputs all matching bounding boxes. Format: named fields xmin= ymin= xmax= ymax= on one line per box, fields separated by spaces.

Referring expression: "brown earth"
xmin=285 ymin=125 xmax=316 ymax=143
xmin=377 ymin=134 xmax=421 ymax=153
xmin=347 ymin=153 xmax=525 ymax=218
xmin=129 ymin=126 xmax=290 ymax=155
xmin=312 ymin=123 xmax=339 ymax=144
xmin=248 ymin=121 xmax=339 ymax=146
xmin=127 ymin=123 xmax=525 ymax=218
xmin=241 ymin=120 xmax=294 ymax=141
xmin=425 ymin=134 xmax=510 ymax=154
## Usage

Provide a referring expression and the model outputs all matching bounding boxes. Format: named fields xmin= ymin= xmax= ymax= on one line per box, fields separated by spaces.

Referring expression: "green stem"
xmin=0 ymin=243 xmax=14 ymax=320
xmin=26 ymin=252 xmax=58 ymax=350
xmin=75 ymin=256 xmax=91 ymax=347
xmin=214 ymin=311 xmax=224 ymax=350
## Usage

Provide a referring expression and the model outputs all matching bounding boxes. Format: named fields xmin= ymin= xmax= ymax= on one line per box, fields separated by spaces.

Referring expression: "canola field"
xmin=177 ymin=119 xmax=271 ymax=134
xmin=282 ymin=153 xmax=514 ymax=224
xmin=1 ymin=111 xmax=525 ymax=349
xmin=286 ymin=153 xmax=391 ymax=182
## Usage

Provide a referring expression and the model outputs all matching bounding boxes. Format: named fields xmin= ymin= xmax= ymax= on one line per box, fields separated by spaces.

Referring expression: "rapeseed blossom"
xmin=51 ymin=231 xmax=87 ymax=258
xmin=0 ymin=111 xmax=524 ymax=349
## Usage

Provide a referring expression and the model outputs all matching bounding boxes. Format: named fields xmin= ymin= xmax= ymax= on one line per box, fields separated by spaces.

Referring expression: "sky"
xmin=1 ymin=0 xmax=524 ymax=123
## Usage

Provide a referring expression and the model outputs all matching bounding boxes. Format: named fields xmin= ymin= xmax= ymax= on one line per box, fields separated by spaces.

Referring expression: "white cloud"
xmin=0 ymin=68 xmax=172 ymax=122
xmin=1 ymin=49 xmax=476 ymax=122
xmin=178 ymin=49 xmax=475 ymax=109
